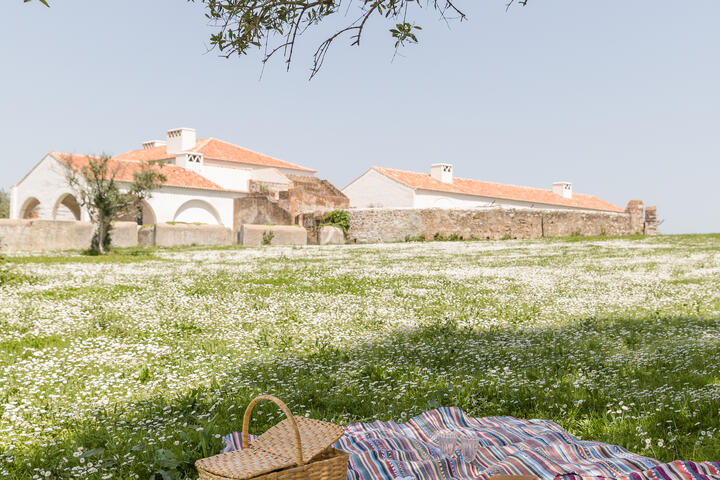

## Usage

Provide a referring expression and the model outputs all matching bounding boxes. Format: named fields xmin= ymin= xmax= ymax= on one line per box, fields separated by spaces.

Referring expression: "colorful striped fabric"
xmin=222 ymin=407 xmax=720 ymax=480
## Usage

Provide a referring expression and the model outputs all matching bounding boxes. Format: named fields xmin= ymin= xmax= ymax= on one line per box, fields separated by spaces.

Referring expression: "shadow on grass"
xmin=5 ymin=315 xmax=720 ymax=479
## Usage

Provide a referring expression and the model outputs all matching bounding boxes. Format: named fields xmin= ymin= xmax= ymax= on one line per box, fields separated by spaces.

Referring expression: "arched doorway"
xmin=115 ymin=200 xmax=157 ymax=225
xmin=53 ymin=193 xmax=82 ymax=221
xmin=20 ymin=197 xmax=40 ymax=219
xmin=173 ymin=200 xmax=222 ymax=225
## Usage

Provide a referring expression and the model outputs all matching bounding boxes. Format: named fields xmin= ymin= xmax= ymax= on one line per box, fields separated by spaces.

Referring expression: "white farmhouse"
xmin=342 ymin=164 xmax=624 ymax=213
xmin=10 ymin=128 xmax=317 ymax=227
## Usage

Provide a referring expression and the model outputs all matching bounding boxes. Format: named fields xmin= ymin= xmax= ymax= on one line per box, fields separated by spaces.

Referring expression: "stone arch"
xmin=20 ymin=197 xmax=41 ymax=219
xmin=139 ymin=200 xmax=156 ymax=225
xmin=53 ymin=193 xmax=82 ymax=221
xmin=173 ymin=199 xmax=223 ymax=225
xmin=115 ymin=200 xmax=157 ymax=225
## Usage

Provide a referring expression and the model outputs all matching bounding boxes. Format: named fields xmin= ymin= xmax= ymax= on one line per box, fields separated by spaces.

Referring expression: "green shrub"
xmin=321 ymin=210 xmax=350 ymax=234
xmin=262 ymin=230 xmax=275 ymax=245
xmin=404 ymin=235 xmax=426 ymax=242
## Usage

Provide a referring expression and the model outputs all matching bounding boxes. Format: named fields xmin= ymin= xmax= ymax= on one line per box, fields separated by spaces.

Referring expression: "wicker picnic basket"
xmin=196 ymin=395 xmax=348 ymax=480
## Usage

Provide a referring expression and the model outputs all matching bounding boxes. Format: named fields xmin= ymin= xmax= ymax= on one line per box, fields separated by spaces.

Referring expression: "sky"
xmin=1 ymin=0 xmax=718 ymax=234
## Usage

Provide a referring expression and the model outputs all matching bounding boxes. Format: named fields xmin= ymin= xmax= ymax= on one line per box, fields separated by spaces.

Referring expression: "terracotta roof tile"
xmin=51 ymin=153 xmax=224 ymax=191
xmin=112 ymin=145 xmax=169 ymax=163
xmin=375 ymin=167 xmax=624 ymax=213
xmin=113 ymin=138 xmax=315 ymax=172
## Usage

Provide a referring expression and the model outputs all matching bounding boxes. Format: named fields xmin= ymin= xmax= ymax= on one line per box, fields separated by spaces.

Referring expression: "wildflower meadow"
xmin=1 ymin=234 xmax=719 ymax=479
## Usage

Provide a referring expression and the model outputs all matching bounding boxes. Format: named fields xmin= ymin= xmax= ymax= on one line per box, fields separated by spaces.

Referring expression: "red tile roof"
xmin=114 ymin=138 xmax=315 ymax=172
xmin=374 ymin=167 xmax=624 ymax=213
xmin=51 ymin=153 xmax=224 ymax=191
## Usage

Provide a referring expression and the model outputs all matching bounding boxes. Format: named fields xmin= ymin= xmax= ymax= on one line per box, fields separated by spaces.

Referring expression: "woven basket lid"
xmin=251 ymin=416 xmax=345 ymax=464
xmin=196 ymin=396 xmax=345 ymax=480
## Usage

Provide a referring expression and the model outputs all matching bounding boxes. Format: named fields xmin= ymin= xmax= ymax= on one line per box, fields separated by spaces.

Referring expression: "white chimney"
xmin=166 ymin=128 xmax=196 ymax=154
xmin=175 ymin=152 xmax=204 ymax=171
xmin=430 ymin=163 xmax=454 ymax=184
xmin=552 ymin=181 xmax=573 ymax=199
xmin=142 ymin=140 xmax=166 ymax=150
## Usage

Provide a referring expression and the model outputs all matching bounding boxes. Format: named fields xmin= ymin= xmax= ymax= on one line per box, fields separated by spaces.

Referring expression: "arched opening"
xmin=140 ymin=200 xmax=156 ymax=225
xmin=53 ymin=193 xmax=82 ymax=221
xmin=115 ymin=200 xmax=157 ymax=225
xmin=173 ymin=199 xmax=223 ymax=225
xmin=20 ymin=197 xmax=40 ymax=219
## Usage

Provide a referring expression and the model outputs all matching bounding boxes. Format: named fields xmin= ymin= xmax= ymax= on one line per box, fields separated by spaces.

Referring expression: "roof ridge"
xmin=378 ymin=166 xmax=559 ymax=194
xmin=190 ymin=137 xmax=213 ymax=152
xmin=374 ymin=166 xmax=623 ymax=212
xmin=198 ymin=137 xmax=315 ymax=172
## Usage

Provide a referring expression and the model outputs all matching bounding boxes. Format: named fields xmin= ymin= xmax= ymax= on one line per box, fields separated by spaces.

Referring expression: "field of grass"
xmin=1 ymin=234 xmax=719 ymax=479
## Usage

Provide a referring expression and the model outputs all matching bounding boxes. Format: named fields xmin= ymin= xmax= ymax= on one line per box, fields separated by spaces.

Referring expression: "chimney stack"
xmin=552 ymin=181 xmax=573 ymax=199
xmin=166 ymin=128 xmax=197 ymax=154
xmin=142 ymin=140 xmax=166 ymax=150
xmin=430 ymin=163 xmax=454 ymax=184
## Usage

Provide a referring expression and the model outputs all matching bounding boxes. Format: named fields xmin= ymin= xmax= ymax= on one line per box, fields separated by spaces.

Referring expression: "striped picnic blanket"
xmin=222 ymin=407 xmax=720 ymax=480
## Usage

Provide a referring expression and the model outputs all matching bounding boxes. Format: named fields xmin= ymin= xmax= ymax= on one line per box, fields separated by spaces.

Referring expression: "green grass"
xmin=0 ymin=234 xmax=718 ymax=480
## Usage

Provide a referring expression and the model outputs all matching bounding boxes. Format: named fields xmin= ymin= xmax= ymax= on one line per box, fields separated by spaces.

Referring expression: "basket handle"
xmin=242 ymin=395 xmax=304 ymax=466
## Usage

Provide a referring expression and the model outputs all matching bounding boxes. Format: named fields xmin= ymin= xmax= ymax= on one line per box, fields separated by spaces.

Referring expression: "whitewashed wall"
xmin=342 ymin=169 xmax=415 ymax=208
xmin=197 ymin=165 xmax=251 ymax=192
xmin=12 ymin=154 xmax=244 ymax=227
xmin=10 ymin=155 xmax=90 ymax=221
xmin=414 ymin=189 xmax=604 ymax=212
xmin=145 ymin=187 xmax=240 ymax=227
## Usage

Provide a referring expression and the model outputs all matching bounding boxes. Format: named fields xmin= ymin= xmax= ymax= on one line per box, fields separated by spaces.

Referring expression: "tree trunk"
xmin=97 ymin=220 xmax=106 ymax=255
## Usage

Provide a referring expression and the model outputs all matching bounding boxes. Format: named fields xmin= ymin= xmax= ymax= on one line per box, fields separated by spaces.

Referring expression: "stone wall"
xmin=0 ymin=220 xmax=138 ymax=253
xmin=0 ymin=202 xmax=660 ymax=251
xmin=281 ymin=175 xmax=349 ymax=219
xmin=239 ymin=224 xmax=307 ymax=246
xmin=306 ymin=201 xmax=659 ymax=244
xmin=154 ymin=223 xmax=233 ymax=247
xmin=233 ymin=195 xmax=293 ymax=231
xmin=111 ymin=221 xmax=139 ymax=248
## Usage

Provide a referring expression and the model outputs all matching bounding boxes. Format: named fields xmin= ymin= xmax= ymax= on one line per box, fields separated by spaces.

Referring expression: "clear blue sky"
xmin=1 ymin=0 xmax=718 ymax=233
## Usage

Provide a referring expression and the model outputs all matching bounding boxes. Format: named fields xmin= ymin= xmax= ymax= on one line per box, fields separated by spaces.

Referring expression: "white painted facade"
xmin=412 ymin=190 xmax=590 ymax=211
xmin=343 ymin=165 xmax=615 ymax=213
xmin=10 ymin=128 xmax=316 ymax=226
xmin=10 ymin=154 xmax=242 ymax=226
xmin=341 ymin=168 xmax=415 ymax=208
xmin=11 ymin=154 xmax=91 ymax=222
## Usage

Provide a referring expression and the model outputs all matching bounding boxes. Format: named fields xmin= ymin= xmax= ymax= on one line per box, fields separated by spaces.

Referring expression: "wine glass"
xmin=458 ymin=435 xmax=477 ymax=463
xmin=437 ymin=430 xmax=456 ymax=458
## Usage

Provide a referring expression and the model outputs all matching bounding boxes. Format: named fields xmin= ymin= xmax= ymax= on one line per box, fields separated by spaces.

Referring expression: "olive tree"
xmin=64 ymin=155 xmax=166 ymax=254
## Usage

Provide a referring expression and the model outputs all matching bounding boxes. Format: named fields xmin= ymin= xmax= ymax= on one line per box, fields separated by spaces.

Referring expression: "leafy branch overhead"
xmin=26 ymin=1 xmax=528 ymax=78
xmin=193 ymin=0 xmax=526 ymax=78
